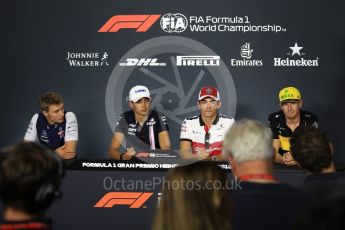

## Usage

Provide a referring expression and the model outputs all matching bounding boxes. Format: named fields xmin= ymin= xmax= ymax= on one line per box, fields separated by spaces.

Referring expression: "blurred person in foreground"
xmin=290 ymin=126 xmax=345 ymax=198
xmin=223 ymin=119 xmax=313 ymax=230
xmin=152 ymin=161 xmax=232 ymax=230
xmin=295 ymin=191 xmax=345 ymax=230
xmin=0 ymin=142 xmax=64 ymax=229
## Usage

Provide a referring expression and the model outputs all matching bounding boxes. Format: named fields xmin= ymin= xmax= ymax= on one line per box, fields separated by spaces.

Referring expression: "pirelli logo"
xmin=98 ymin=15 xmax=161 ymax=32
xmin=176 ymin=56 xmax=220 ymax=66
xmin=94 ymin=192 xmax=153 ymax=208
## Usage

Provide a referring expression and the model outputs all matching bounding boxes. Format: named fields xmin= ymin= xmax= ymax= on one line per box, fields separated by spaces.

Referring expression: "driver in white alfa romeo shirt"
xmin=180 ymin=86 xmax=235 ymax=161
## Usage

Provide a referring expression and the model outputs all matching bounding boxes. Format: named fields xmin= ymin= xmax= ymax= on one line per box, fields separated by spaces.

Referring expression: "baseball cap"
xmin=279 ymin=86 xmax=301 ymax=103
xmin=129 ymin=85 xmax=151 ymax=102
xmin=198 ymin=86 xmax=220 ymax=101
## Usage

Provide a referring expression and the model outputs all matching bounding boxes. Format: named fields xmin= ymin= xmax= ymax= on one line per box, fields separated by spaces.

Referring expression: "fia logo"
xmin=160 ymin=13 xmax=188 ymax=33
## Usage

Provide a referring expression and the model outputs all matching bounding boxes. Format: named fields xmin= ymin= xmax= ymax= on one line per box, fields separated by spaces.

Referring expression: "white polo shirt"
xmin=180 ymin=114 xmax=234 ymax=156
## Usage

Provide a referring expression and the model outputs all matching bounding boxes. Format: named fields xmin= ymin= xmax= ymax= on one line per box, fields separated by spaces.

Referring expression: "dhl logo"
xmin=94 ymin=192 xmax=153 ymax=208
xmin=98 ymin=15 xmax=161 ymax=32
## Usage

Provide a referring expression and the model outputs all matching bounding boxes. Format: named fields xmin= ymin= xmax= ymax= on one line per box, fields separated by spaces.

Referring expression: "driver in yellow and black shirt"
xmin=267 ymin=86 xmax=319 ymax=166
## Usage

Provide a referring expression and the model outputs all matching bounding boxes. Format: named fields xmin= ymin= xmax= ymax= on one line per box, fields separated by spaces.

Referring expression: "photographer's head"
xmin=0 ymin=142 xmax=64 ymax=220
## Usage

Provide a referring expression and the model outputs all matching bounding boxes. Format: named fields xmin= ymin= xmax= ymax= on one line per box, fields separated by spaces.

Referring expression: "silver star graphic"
xmin=289 ymin=42 xmax=303 ymax=56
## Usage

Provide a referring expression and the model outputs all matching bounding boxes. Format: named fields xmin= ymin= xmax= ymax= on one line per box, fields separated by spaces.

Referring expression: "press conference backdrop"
xmin=2 ymin=0 xmax=345 ymax=162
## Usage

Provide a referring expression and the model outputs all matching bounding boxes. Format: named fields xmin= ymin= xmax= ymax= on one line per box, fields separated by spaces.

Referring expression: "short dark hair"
xmin=290 ymin=127 xmax=332 ymax=173
xmin=39 ymin=92 xmax=63 ymax=112
xmin=0 ymin=142 xmax=64 ymax=215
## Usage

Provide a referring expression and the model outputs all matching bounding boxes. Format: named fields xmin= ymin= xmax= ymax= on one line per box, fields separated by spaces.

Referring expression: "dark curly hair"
xmin=290 ymin=127 xmax=332 ymax=173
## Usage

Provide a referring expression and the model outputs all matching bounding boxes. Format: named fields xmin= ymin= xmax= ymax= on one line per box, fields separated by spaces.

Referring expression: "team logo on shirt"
xmin=192 ymin=130 xmax=202 ymax=134
xmin=127 ymin=123 xmax=137 ymax=135
xmin=146 ymin=118 xmax=156 ymax=126
xmin=216 ymin=124 xmax=225 ymax=130
xmin=40 ymin=130 xmax=49 ymax=143
xmin=57 ymin=127 xmax=65 ymax=138
xmin=128 ymin=128 xmax=136 ymax=135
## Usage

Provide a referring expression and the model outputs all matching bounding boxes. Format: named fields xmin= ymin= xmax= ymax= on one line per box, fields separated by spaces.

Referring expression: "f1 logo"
xmin=94 ymin=192 xmax=153 ymax=208
xmin=98 ymin=15 xmax=161 ymax=32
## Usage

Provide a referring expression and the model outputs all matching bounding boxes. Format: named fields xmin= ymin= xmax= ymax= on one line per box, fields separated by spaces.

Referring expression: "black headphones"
xmin=34 ymin=146 xmax=65 ymax=207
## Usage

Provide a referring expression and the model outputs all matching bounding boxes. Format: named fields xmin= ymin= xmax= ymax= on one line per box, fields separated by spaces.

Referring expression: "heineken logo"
xmin=274 ymin=43 xmax=319 ymax=67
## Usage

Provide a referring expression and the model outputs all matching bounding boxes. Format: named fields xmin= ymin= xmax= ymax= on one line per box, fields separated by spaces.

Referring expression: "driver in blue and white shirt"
xmin=180 ymin=86 xmax=235 ymax=161
xmin=24 ymin=92 xmax=78 ymax=159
